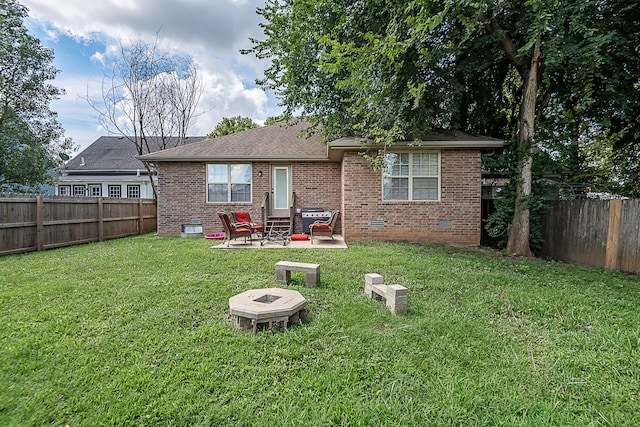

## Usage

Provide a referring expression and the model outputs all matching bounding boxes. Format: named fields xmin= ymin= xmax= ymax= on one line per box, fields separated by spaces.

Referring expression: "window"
xmin=383 ymin=152 xmax=440 ymax=201
xmin=58 ymin=185 xmax=71 ymax=196
xmin=88 ymin=184 xmax=101 ymax=197
xmin=127 ymin=185 xmax=140 ymax=198
xmin=207 ymin=164 xmax=251 ymax=203
xmin=108 ymin=185 xmax=121 ymax=198
xmin=73 ymin=185 xmax=86 ymax=196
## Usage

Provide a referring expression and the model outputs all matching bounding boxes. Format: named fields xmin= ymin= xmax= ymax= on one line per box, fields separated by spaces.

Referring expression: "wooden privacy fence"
xmin=540 ymin=199 xmax=640 ymax=274
xmin=0 ymin=194 xmax=157 ymax=256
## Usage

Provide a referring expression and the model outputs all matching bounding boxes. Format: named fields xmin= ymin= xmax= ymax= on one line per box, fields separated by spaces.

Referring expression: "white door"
xmin=271 ymin=165 xmax=291 ymax=217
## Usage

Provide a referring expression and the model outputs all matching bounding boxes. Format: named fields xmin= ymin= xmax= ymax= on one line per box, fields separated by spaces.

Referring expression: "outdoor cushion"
xmin=233 ymin=212 xmax=251 ymax=223
xmin=291 ymin=234 xmax=309 ymax=241
xmin=309 ymin=224 xmax=332 ymax=233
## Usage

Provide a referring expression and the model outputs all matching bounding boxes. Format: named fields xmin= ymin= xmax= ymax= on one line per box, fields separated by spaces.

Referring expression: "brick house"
xmin=138 ymin=120 xmax=503 ymax=246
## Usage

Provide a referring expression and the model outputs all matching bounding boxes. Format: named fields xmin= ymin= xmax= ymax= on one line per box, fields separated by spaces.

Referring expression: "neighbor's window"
xmin=207 ymin=164 xmax=251 ymax=203
xmin=88 ymin=184 xmax=101 ymax=197
xmin=383 ymin=152 xmax=440 ymax=201
xmin=73 ymin=185 xmax=86 ymax=196
xmin=108 ymin=185 xmax=121 ymax=198
xmin=127 ymin=185 xmax=140 ymax=198
xmin=58 ymin=185 xmax=71 ymax=196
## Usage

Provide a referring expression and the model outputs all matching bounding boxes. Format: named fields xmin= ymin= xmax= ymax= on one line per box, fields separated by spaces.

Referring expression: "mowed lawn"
xmin=1 ymin=234 xmax=638 ymax=426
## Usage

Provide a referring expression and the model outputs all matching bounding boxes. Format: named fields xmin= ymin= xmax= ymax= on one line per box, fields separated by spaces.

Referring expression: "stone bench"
xmin=364 ymin=273 xmax=408 ymax=314
xmin=276 ymin=261 xmax=320 ymax=287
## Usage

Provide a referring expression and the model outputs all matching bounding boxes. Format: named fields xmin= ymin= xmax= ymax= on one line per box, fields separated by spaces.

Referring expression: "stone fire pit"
xmin=229 ymin=288 xmax=307 ymax=333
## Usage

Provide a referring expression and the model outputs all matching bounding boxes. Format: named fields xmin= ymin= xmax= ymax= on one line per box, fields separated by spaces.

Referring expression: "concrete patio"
xmin=210 ymin=234 xmax=348 ymax=249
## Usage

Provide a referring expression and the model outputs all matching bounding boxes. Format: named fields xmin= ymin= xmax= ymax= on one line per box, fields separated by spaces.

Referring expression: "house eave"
xmin=136 ymin=155 xmax=330 ymax=163
xmin=328 ymin=139 xmax=505 ymax=150
xmin=62 ymin=169 xmax=147 ymax=174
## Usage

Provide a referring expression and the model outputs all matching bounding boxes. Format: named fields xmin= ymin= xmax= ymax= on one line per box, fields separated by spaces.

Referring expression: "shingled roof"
xmin=135 ymin=121 xmax=504 ymax=164
xmin=65 ymin=136 xmax=206 ymax=172
xmin=137 ymin=120 xmax=327 ymax=162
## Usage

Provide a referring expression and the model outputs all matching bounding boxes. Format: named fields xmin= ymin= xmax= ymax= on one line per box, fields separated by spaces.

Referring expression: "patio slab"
xmin=211 ymin=234 xmax=347 ymax=249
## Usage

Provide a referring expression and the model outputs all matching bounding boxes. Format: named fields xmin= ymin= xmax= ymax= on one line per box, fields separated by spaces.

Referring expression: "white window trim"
xmin=382 ymin=151 xmax=441 ymax=202
xmin=73 ymin=185 xmax=87 ymax=197
xmin=88 ymin=184 xmax=101 ymax=197
xmin=127 ymin=185 xmax=140 ymax=198
xmin=206 ymin=163 xmax=252 ymax=204
xmin=108 ymin=185 xmax=122 ymax=198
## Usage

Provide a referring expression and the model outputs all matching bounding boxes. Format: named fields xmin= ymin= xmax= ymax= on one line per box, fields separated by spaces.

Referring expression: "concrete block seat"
xmin=275 ymin=261 xmax=320 ymax=287
xmin=229 ymin=288 xmax=307 ymax=333
xmin=364 ymin=273 xmax=408 ymax=314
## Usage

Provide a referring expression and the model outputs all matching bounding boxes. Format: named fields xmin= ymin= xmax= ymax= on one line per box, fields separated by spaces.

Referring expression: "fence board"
xmin=541 ymin=199 xmax=639 ymax=274
xmin=0 ymin=194 xmax=157 ymax=256
xmin=618 ymin=199 xmax=640 ymax=273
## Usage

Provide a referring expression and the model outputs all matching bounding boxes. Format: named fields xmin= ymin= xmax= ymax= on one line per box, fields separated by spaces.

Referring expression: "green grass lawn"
xmin=1 ymin=234 xmax=639 ymax=426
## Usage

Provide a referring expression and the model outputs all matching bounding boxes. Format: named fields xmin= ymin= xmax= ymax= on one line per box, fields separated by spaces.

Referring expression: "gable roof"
xmin=136 ymin=121 xmax=505 ymax=163
xmin=137 ymin=121 xmax=327 ymax=162
xmin=65 ymin=136 xmax=206 ymax=172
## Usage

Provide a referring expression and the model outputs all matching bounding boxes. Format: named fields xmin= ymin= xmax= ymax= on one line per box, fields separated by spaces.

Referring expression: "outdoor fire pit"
xmin=229 ymin=288 xmax=307 ymax=333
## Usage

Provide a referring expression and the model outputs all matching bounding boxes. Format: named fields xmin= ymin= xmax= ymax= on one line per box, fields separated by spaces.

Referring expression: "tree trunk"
xmin=506 ymin=39 xmax=540 ymax=257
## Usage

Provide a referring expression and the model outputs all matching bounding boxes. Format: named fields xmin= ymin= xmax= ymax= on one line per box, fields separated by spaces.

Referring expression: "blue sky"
xmin=21 ymin=0 xmax=282 ymax=152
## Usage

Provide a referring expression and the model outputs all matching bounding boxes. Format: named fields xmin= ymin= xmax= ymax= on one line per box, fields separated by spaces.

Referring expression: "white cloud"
xmin=20 ymin=0 xmax=280 ymax=150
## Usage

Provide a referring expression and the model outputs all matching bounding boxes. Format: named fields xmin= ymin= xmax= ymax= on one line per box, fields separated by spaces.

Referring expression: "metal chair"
xmin=217 ymin=212 xmax=252 ymax=247
xmin=309 ymin=211 xmax=340 ymax=244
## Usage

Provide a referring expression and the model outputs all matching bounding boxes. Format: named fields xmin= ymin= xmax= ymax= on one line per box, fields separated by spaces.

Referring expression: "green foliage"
xmin=1 ymin=235 xmax=639 ymax=425
xmin=247 ymin=0 xmax=640 ymax=255
xmin=208 ymin=116 xmax=259 ymax=138
xmin=484 ymin=141 xmax=558 ymax=254
xmin=0 ymin=0 xmax=72 ymax=191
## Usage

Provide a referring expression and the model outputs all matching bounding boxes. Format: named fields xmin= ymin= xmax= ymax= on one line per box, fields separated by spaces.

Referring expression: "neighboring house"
xmin=57 ymin=136 xmax=204 ymax=198
xmin=137 ymin=120 xmax=504 ymax=246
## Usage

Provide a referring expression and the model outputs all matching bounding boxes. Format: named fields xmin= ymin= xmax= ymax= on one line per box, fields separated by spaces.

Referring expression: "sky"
xmin=21 ymin=0 xmax=283 ymax=152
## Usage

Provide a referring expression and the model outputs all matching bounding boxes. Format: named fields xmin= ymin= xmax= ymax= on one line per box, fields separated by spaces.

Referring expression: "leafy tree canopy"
xmin=246 ymin=0 xmax=640 ymax=254
xmin=0 ymin=0 xmax=72 ymax=192
xmin=208 ymin=116 xmax=259 ymax=138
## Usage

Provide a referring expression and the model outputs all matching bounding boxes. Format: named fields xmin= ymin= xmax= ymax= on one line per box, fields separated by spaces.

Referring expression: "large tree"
xmin=208 ymin=116 xmax=259 ymax=138
xmin=247 ymin=0 xmax=639 ymax=256
xmin=88 ymin=36 xmax=203 ymax=198
xmin=0 ymin=0 xmax=72 ymax=192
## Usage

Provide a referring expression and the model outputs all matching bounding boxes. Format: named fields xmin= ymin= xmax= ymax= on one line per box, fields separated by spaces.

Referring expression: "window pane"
xmin=127 ymin=185 xmax=140 ymax=198
xmin=231 ymin=183 xmax=251 ymax=202
xmin=383 ymin=177 xmax=409 ymax=200
xmin=230 ymin=164 xmax=251 ymax=183
xmin=384 ymin=153 xmax=409 ymax=176
xmin=208 ymin=184 xmax=228 ymax=202
xmin=109 ymin=185 xmax=121 ymax=198
xmin=208 ymin=164 xmax=228 ymax=183
xmin=73 ymin=185 xmax=86 ymax=196
xmin=413 ymin=177 xmax=438 ymax=200
xmin=412 ymin=153 xmax=438 ymax=176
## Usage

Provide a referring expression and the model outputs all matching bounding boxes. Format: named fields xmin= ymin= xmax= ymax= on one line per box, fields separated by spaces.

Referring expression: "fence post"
xmin=98 ymin=197 xmax=104 ymax=242
xmin=36 ymin=195 xmax=44 ymax=251
xmin=604 ymin=199 xmax=622 ymax=271
xmin=138 ymin=199 xmax=144 ymax=234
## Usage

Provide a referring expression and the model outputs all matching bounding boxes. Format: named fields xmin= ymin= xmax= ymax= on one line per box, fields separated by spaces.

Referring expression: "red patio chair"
xmin=231 ymin=211 xmax=264 ymax=242
xmin=309 ymin=211 xmax=340 ymax=244
xmin=218 ymin=212 xmax=252 ymax=247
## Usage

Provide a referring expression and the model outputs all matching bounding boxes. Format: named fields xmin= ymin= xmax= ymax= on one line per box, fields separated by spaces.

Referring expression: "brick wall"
xmin=155 ymin=161 xmax=341 ymax=236
xmin=156 ymin=152 xmax=481 ymax=245
xmin=342 ymin=150 xmax=482 ymax=246
xmin=291 ymin=161 xmax=342 ymax=234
